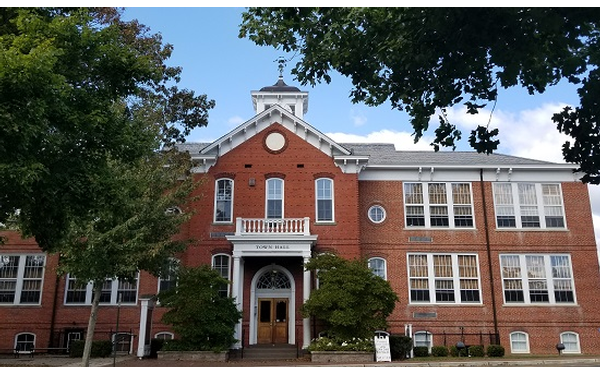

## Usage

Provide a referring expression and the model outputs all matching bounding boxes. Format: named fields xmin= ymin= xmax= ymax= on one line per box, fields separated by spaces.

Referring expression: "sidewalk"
xmin=1 ymin=354 xmax=599 ymax=367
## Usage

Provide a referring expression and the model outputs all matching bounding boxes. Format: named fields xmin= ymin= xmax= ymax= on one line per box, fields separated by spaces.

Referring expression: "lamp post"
xmin=113 ymin=293 xmax=122 ymax=367
xmin=456 ymin=341 xmax=466 ymax=357
xmin=456 ymin=326 xmax=466 ymax=357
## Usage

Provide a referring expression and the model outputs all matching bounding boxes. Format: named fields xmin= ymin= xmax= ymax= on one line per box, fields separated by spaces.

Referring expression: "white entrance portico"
xmin=226 ymin=217 xmax=317 ymax=349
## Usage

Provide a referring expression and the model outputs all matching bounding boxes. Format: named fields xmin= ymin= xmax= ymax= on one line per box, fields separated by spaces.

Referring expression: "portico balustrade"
xmin=235 ymin=217 xmax=311 ymax=236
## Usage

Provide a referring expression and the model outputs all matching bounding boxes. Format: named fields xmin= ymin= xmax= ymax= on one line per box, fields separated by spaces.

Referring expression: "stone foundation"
xmin=310 ymin=351 xmax=374 ymax=363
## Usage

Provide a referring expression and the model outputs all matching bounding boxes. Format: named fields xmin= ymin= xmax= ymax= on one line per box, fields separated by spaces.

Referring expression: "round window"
xmin=368 ymin=205 xmax=386 ymax=223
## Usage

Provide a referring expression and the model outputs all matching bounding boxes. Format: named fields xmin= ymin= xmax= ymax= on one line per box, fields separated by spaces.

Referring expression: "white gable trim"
xmin=195 ymin=105 xmax=370 ymax=174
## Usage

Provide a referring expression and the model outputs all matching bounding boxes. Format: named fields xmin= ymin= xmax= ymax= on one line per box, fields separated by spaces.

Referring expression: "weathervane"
xmin=275 ymin=56 xmax=287 ymax=78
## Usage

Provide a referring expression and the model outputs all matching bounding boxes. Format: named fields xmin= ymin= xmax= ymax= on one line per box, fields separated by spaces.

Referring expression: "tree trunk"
xmin=82 ymin=281 xmax=102 ymax=367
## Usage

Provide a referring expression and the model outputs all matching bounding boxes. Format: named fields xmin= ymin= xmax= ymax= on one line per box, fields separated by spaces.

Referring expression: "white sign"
xmin=374 ymin=335 xmax=391 ymax=362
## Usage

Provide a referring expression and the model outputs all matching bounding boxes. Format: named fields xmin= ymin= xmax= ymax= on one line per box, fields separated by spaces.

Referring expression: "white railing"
xmin=235 ymin=217 xmax=310 ymax=236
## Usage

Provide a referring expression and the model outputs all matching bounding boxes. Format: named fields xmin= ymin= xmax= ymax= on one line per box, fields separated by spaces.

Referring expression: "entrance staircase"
xmin=235 ymin=344 xmax=301 ymax=361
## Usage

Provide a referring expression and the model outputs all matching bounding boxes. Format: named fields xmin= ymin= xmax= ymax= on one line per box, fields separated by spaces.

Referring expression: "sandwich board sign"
xmin=374 ymin=331 xmax=391 ymax=362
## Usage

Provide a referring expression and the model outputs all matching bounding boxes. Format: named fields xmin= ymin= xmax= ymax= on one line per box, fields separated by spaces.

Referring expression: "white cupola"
xmin=251 ymin=59 xmax=309 ymax=119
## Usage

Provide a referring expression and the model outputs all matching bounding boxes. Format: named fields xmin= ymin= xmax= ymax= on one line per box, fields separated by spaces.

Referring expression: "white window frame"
xmin=266 ymin=178 xmax=284 ymax=219
xmin=413 ymin=331 xmax=433 ymax=353
xmin=368 ymin=257 xmax=387 ymax=279
xmin=499 ymin=254 xmax=576 ymax=305
xmin=212 ymin=253 xmax=231 ymax=297
xmin=64 ymin=273 xmax=139 ymax=305
xmin=492 ymin=182 xmax=567 ymax=229
xmin=0 ymin=254 xmax=46 ymax=305
xmin=157 ymin=258 xmax=180 ymax=295
xmin=315 ymin=178 xmax=334 ymax=222
xmin=14 ymin=332 xmax=36 ymax=352
xmin=403 ymin=182 xmax=475 ymax=229
xmin=214 ymin=178 xmax=234 ymax=223
xmin=560 ymin=331 xmax=581 ymax=354
xmin=154 ymin=332 xmax=174 ymax=341
xmin=407 ymin=253 xmax=482 ymax=304
xmin=510 ymin=331 xmax=530 ymax=353
xmin=368 ymin=205 xmax=386 ymax=223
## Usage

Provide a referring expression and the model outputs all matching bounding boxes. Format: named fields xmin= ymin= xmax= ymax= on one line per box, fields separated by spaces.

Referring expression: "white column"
xmin=302 ymin=256 xmax=312 ymax=348
xmin=136 ymin=297 xmax=154 ymax=358
xmin=231 ymin=255 xmax=243 ymax=349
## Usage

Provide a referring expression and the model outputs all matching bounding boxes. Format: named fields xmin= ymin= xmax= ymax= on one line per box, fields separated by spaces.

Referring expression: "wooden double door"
xmin=257 ymin=298 xmax=288 ymax=344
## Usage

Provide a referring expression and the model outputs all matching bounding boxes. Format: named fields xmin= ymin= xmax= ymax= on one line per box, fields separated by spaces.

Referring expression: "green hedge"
xmin=413 ymin=346 xmax=430 ymax=357
xmin=468 ymin=345 xmax=485 ymax=357
xmin=431 ymin=346 xmax=449 ymax=357
xmin=486 ymin=344 xmax=505 ymax=357
xmin=389 ymin=335 xmax=412 ymax=360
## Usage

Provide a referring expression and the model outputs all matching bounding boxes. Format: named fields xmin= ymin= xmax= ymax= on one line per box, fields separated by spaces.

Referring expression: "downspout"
xmin=49 ymin=254 xmax=61 ymax=347
xmin=480 ymin=169 xmax=499 ymax=342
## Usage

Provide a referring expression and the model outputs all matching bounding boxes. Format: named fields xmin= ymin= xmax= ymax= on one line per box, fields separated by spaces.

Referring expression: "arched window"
xmin=413 ymin=331 xmax=433 ymax=353
xmin=14 ymin=332 xmax=35 ymax=353
xmin=257 ymin=269 xmax=291 ymax=289
xmin=212 ymin=254 xmax=231 ymax=297
xmin=509 ymin=331 xmax=530 ymax=353
xmin=154 ymin=332 xmax=174 ymax=341
xmin=266 ymin=178 xmax=284 ymax=219
xmin=158 ymin=258 xmax=179 ymax=294
xmin=368 ymin=257 xmax=387 ymax=279
xmin=214 ymin=178 xmax=233 ymax=223
xmin=560 ymin=331 xmax=581 ymax=353
xmin=315 ymin=178 xmax=334 ymax=222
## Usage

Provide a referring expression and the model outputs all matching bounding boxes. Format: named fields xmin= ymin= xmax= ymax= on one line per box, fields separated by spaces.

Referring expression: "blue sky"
xmin=121 ymin=7 xmax=600 ymax=247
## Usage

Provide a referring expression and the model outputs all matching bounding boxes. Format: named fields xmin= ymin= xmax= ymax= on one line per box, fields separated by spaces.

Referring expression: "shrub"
xmin=307 ymin=336 xmax=374 ymax=352
xmin=449 ymin=345 xmax=467 ymax=357
xmin=389 ymin=335 xmax=412 ymax=360
xmin=158 ymin=265 xmax=243 ymax=351
xmin=431 ymin=345 xmax=449 ymax=357
xmin=486 ymin=344 xmax=505 ymax=357
xmin=413 ymin=346 xmax=430 ymax=357
xmin=468 ymin=345 xmax=485 ymax=357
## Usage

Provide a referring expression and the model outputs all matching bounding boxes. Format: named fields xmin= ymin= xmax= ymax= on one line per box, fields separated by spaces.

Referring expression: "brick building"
xmin=1 ymin=77 xmax=600 ymax=357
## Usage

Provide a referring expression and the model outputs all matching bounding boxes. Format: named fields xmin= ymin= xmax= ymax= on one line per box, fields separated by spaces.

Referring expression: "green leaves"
xmin=0 ymin=7 xmax=214 ymax=248
xmin=240 ymin=7 xmax=600 ymax=183
xmin=159 ymin=265 xmax=242 ymax=351
xmin=302 ymin=254 xmax=398 ymax=341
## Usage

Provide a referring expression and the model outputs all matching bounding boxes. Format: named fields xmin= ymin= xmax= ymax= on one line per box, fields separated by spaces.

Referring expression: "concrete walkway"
xmin=1 ymin=354 xmax=599 ymax=367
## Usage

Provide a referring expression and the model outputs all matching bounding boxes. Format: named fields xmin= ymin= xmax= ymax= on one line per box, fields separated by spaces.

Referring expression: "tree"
xmin=57 ymin=149 xmax=199 ymax=366
xmin=158 ymin=265 xmax=243 ymax=352
xmin=0 ymin=7 xmax=215 ymax=248
xmin=0 ymin=7 xmax=214 ymax=366
xmin=239 ymin=7 xmax=600 ymax=183
xmin=302 ymin=254 xmax=398 ymax=341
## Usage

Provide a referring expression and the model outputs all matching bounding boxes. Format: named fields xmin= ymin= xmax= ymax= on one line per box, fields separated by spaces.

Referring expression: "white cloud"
xmin=349 ymin=110 xmax=368 ymax=127
xmin=228 ymin=116 xmax=244 ymax=127
xmin=331 ymin=103 xmax=600 ymax=257
xmin=326 ymin=129 xmax=434 ymax=151
xmin=445 ymin=103 xmax=600 ymax=254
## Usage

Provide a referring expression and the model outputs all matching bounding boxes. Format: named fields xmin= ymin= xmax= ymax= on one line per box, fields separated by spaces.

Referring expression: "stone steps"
xmin=236 ymin=344 xmax=300 ymax=361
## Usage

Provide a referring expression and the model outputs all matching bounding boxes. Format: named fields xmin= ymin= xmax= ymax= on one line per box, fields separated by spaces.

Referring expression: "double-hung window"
xmin=404 ymin=182 xmax=474 ymax=228
xmin=368 ymin=257 xmax=387 ymax=279
xmin=500 ymin=254 xmax=575 ymax=304
xmin=407 ymin=253 xmax=481 ymax=304
xmin=214 ymin=179 xmax=233 ymax=223
xmin=266 ymin=178 xmax=284 ymax=219
xmin=316 ymin=178 xmax=334 ymax=222
xmin=65 ymin=274 xmax=139 ymax=305
xmin=493 ymin=182 xmax=566 ymax=229
xmin=0 ymin=254 xmax=45 ymax=305
xmin=212 ymin=254 xmax=231 ymax=297
xmin=158 ymin=258 xmax=179 ymax=294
